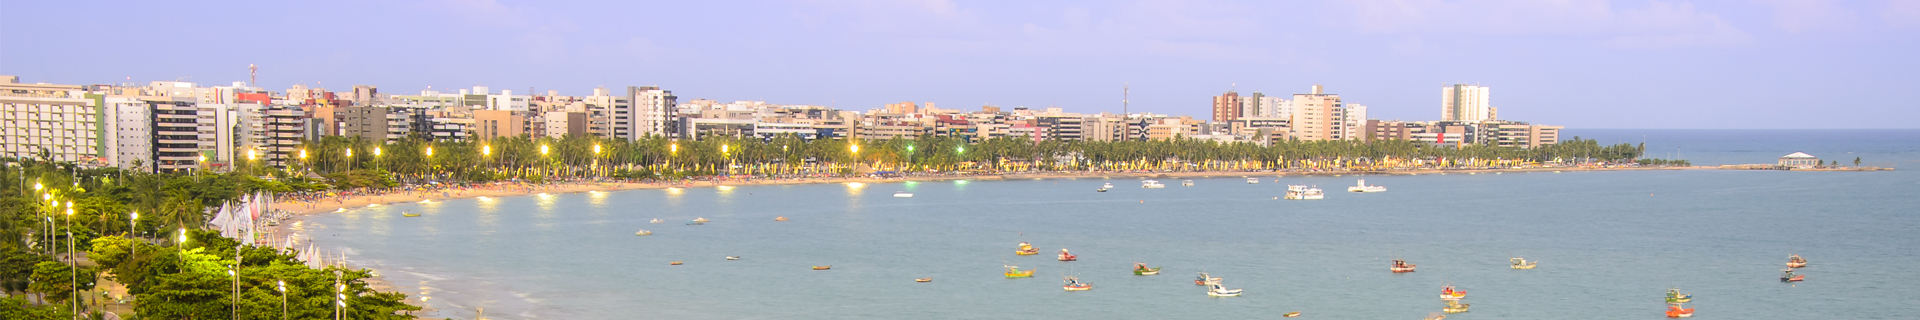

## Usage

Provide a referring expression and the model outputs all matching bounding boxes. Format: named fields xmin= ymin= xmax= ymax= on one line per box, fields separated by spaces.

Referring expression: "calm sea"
xmin=305 ymin=129 xmax=1920 ymax=319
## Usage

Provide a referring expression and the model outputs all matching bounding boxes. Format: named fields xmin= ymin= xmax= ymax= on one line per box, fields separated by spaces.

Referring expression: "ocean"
xmin=302 ymin=129 xmax=1920 ymax=319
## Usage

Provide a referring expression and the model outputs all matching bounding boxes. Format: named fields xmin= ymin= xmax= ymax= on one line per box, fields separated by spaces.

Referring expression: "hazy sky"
xmin=4 ymin=0 xmax=1916 ymax=128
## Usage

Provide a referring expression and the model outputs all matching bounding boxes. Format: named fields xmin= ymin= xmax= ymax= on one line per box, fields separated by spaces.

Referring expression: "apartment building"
xmin=0 ymin=76 xmax=101 ymax=163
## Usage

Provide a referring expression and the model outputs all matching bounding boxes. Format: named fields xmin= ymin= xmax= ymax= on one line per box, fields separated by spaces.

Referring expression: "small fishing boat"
xmin=1206 ymin=283 xmax=1243 ymax=297
xmin=894 ymin=191 xmax=914 ymax=198
xmin=1284 ymin=185 xmax=1325 ymax=200
xmin=1096 ymin=186 xmax=1108 ymax=192
xmin=1391 ymin=259 xmax=1417 ymax=273
xmin=1062 ymin=276 xmax=1092 ymax=291
xmin=1665 ymin=288 xmax=1691 ymax=304
xmin=1510 ymin=257 xmax=1537 ymax=269
xmin=1440 ymin=285 xmax=1467 ymax=300
xmin=915 ymin=277 xmax=932 ymax=283
xmin=1194 ymin=272 xmax=1221 ymax=285
xmin=1103 ymin=183 xmax=1115 ymax=189
xmin=1424 ymin=312 xmax=1447 ymax=320
xmin=1005 ymin=265 xmax=1035 ymax=278
xmin=669 ymin=261 xmax=683 ymax=265
xmin=1247 ymin=177 xmax=1259 ymax=184
xmin=693 ymin=217 xmax=710 ymax=223
xmin=1443 ymin=300 xmax=1471 ymax=313
xmin=650 ymin=218 xmax=664 ymax=223
xmin=1780 ymin=269 xmax=1804 ymax=282
xmin=685 ymin=220 xmax=704 ymax=225
xmin=1786 ymin=254 xmax=1807 ymax=268
xmin=774 ymin=216 xmax=788 ymax=221
xmin=813 ymin=265 xmax=832 ymax=270
xmin=1282 ymin=312 xmax=1301 ymax=317
xmin=725 ymin=256 xmax=739 ymax=260
xmin=401 ymin=212 xmax=421 ymax=217
xmin=1016 ymin=242 xmax=1040 ymax=255
xmin=1132 ymin=263 xmax=1160 ymax=275
xmin=1057 ymin=248 xmax=1077 ymax=261
xmin=1347 ymin=179 xmax=1387 ymax=192
xmin=1141 ymin=180 xmax=1166 ymax=188
xmin=1182 ymin=180 xmax=1194 ymax=187
xmin=634 ymin=230 xmax=653 ymax=236
xmin=1666 ymin=303 xmax=1694 ymax=318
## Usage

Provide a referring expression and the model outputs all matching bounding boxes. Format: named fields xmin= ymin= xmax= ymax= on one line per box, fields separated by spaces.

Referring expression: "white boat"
xmin=1103 ymin=183 xmax=1114 ymax=189
xmin=893 ymin=191 xmax=914 ymax=198
xmin=1207 ymin=283 xmax=1243 ymax=297
xmin=1141 ymin=180 xmax=1166 ymax=189
xmin=635 ymin=229 xmax=652 ymax=236
xmin=1284 ymin=185 xmax=1325 ymax=200
xmin=1347 ymin=179 xmax=1386 ymax=193
xmin=1247 ymin=177 xmax=1260 ymax=184
xmin=1182 ymin=180 xmax=1194 ymax=187
xmin=649 ymin=218 xmax=664 ymax=224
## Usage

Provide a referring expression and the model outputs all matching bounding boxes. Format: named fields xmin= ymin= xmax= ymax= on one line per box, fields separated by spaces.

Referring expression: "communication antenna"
xmin=248 ymin=64 xmax=257 ymax=87
xmin=1122 ymin=83 xmax=1129 ymax=116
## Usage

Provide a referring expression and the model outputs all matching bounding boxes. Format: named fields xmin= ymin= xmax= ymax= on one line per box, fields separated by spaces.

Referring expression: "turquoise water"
xmin=307 ymin=130 xmax=1920 ymax=319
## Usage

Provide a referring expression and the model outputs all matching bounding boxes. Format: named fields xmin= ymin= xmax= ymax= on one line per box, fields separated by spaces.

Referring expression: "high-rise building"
xmin=0 ymin=76 xmax=102 ymax=163
xmin=626 ymin=86 xmax=676 ymax=139
xmin=341 ymin=106 xmax=410 ymax=143
xmin=1290 ymin=85 xmax=1345 ymax=141
xmin=1211 ymin=90 xmax=1241 ymax=122
xmin=1442 ymin=84 xmax=1491 ymax=123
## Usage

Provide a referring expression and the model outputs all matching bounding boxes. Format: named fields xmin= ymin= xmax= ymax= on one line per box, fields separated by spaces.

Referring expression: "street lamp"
xmin=66 ymin=204 xmax=75 ymax=317
xmin=277 ymin=280 xmax=288 ymax=320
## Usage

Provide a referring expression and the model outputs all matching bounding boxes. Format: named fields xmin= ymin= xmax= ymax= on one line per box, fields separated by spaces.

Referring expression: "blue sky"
xmin=3 ymin=0 xmax=1916 ymax=128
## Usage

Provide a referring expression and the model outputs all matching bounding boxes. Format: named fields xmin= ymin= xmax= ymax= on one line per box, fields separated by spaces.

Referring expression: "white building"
xmin=626 ymin=86 xmax=676 ymax=139
xmin=1442 ymin=84 xmax=1491 ymax=123
xmin=0 ymin=76 xmax=101 ymax=164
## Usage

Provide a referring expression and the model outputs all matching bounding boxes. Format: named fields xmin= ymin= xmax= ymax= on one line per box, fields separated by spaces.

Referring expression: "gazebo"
xmin=1778 ymin=152 xmax=1819 ymax=168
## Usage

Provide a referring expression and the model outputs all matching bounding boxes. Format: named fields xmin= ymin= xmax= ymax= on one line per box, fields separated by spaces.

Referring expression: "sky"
xmin=3 ymin=0 xmax=1917 ymax=129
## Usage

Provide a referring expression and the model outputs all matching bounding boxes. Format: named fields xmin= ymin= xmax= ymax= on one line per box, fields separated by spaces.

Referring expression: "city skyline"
xmin=4 ymin=0 xmax=1916 ymax=129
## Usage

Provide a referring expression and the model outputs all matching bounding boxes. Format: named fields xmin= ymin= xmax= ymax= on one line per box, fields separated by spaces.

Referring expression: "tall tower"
xmin=1442 ymin=84 xmax=1491 ymax=123
xmin=1211 ymin=88 xmax=1241 ymax=123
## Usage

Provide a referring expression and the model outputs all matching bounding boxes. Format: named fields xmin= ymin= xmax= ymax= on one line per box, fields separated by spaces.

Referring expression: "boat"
xmin=1443 ymin=300 xmax=1471 ymax=313
xmin=1096 ymin=186 xmax=1108 ymax=192
xmin=915 ymin=277 xmax=932 ymax=283
xmin=669 ymin=261 xmax=683 ymax=265
xmin=1282 ymin=312 xmax=1301 ymax=317
xmin=894 ymin=191 xmax=914 ymax=198
xmin=1015 ymin=242 xmax=1040 ymax=255
xmin=1391 ymin=259 xmax=1417 ymax=273
xmin=812 ymin=265 xmax=832 ymax=270
xmin=1247 ymin=177 xmax=1260 ymax=184
xmin=650 ymin=218 xmax=664 ymax=224
xmin=1206 ymin=283 xmax=1243 ymax=297
xmin=634 ymin=230 xmax=653 ymax=236
xmin=1103 ymin=183 xmax=1114 ymax=189
xmin=1062 ymin=276 xmax=1092 ymax=291
xmin=401 ymin=212 xmax=421 ymax=217
xmin=1056 ymin=249 xmax=1077 ymax=261
xmin=693 ymin=217 xmax=710 ymax=223
xmin=1284 ymin=185 xmax=1325 ymax=200
xmin=1132 ymin=263 xmax=1160 ymax=275
xmin=1780 ymin=269 xmax=1804 ymax=282
xmin=774 ymin=216 xmax=788 ymax=221
xmin=1182 ymin=180 xmax=1194 ymax=187
xmin=1424 ymin=312 xmax=1447 ymax=320
xmin=685 ymin=220 xmax=705 ymax=225
xmin=1666 ymin=303 xmax=1695 ymax=318
xmin=1665 ymin=288 xmax=1692 ymax=304
xmin=725 ymin=256 xmax=739 ymax=260
xmin=1510 ymin=257 xmax=1537 ymax=269
xmin=1194 ymin=272 xmax=1221 ymax=285
xmin=1005 ymin=265 xmax=1035 ymax=278
xmin=1141 ymin=180 xmax=1166 ymax=188
xmin=1440 ymin=285 xmax=1467 ymax=300
xmin=1347 ymin=179 xmax=1386 ymax=192
xmin=1787 ymin=254 xmax=1807 ymax=268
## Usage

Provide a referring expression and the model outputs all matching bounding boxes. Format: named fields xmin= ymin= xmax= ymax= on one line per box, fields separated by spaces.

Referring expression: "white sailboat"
xmin=1347 ymin=179 xmax=1386 ymax=193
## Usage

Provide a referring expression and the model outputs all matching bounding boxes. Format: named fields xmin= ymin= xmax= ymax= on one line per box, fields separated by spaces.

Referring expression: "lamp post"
xmin=849 ymin=143 xmax=860 ymax=175
xmin=67 ymin=203 xmax=76 ymax=317
xmin=540 ymin=144 xmax=549 ymax=178
xmin=277 ymin=279 xmax=287 ymax=320
xmin=228 ymin=267 xmax=237 ymax=320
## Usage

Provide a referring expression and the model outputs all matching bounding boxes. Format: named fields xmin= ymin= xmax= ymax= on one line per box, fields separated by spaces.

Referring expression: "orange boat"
xmin=1015 ymin=242 xmax=1039 ymax=255
xmin=1391 ymin=259 xmax=1417 ymax=273
xmin=1780 ymin=269 xmax=1804 ymax=282
xmin=669 ymin=261 xmax=683 ymax=265
xmin=812 ymin=265 xmax=831 ymax=270
xmin=1666 ymin=303 xmax=1694 ymax=318
xmin=915 ymin=277 xmax=932 ymax=282
xmin=1440 ymin=285 xmax=1467 ymax=300
xmin=1786 ymin=254 xmax=1807 ymax=268
xmin=774 ymin=216 xmax=789 ymax=221
xmin=1057 ymin=248 xmax=1077 ymax=261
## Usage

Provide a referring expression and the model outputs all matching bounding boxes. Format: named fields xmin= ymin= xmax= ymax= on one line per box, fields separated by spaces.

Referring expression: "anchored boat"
xmin=1282 ymin=312 xmax=1301 ymax=317
xmin=1062 ymin=276 xmax=1092 ymax=291
xmin=725 ymin=256 xmax=739 ymax=260
xmin=893 ymin=191 xmax=914 ymax=198
xmin=1780 ymin=269 xmax=1804 ymax=282
xmin=1016 ymin=242 xmax=1040 ymax=255
xmin=1787 ymin=254 xmax=1808 ymax=268
xmin=812 ymin=265 xmax=832 ymax=270
xmin=1005 ymin=265 xmax=1035 ymax=278
xmin=1141 ymin=180 xmax=1166 ymax=188
xmin=650 ymin=218 xmax=664 ymax=224
xmin=1194 ymin=272 xmax=1221 ymax=285
xmin=1182 ymin=180 xmax=1194 ymax=187
xmin=1666 ymin=303 xmax=1695 ymax=318
xmin=1247 ymin=177 xmax=1260 ymax=184
xmin=1132 ymin=263 xmax=1160 ymax=275
xmin=774 ymin=216 xmax=788 ymax=221
xmin=1057 ymin=249 xmax=1077 ymax=261
xmin=1510 ymin=257 xmax=1537 ymax=269
xmin=1440 ymin=285 xmax=1467 ymax=300
xmin=1391 ymin=259 xmax=1417 ymax=273
xmin=1443 ymin=300 xmax=1471 ymax=313
xmin=1284 ymin=185 xmax=1325 ymax=200
xmin=915 ymin=277 xmax=932 ymax=283
xmin=1206 ymin=283 xmax=1243 ymax=297
xmin=401 ymin=212 xmax=421 ymax=217
xmin=1347 ymin=179 xmax=1386 ymax=192
xmin=1666 ymin=288 xmax=1692 ymax=303
xmin=669 ymin=261 xmax=683 ymax=265
xmin=634 ymin=229 xmax=652 ymax=236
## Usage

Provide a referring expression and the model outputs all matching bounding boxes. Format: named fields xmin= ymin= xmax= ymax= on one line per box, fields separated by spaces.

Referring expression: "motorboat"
xmin=1284 ymin=185 xmax=1325 ymax=200
xmin=1141 ymin=180 xmax=1166 ymax=188
xmin=1282 ymin=312 xmax=1301 ymax=317
xmin=1005 ymin=265 xmax=1035 ymax=278
xmin=1347 ymin=179 xmax=1386 ymax=192
xmin=813 ymin=265 xmax=832 ymax=270
xmin=725 ymin=256 xmax=740 ymax=260
xmin=1511 ymin=257 xmax=1537 ymax=269
xmin=915 ymin=277 xmax=932 ymax=283
xmin=1057 ymin=248 xmax=1077 ymax=261
xmin=1787 ymin=254 xmax=1807 ymax=268
xmin=1182 ymin=180 xmax=1194 ymax=187
xmin=1062 ymin=276 xmax=1092 ymax=291
xmin=669 ymin=261 xmax=683 ymax=265
xmin=1015 ymin=242 xmax=1040 ymax=255
xmin=1132 ymin=263 xmax=1160 ymax=275
xmin=893 ymin=191 xmax=914 ymax=198
xmin=693 ymin=217 xmax=710 ymax=223
xmin=1666 ymin=288 xmax=1691 ymax=304
xmin=1103 ymin=183 xmax=1114 ymax=189
xmin=650 ymin=218 xmax=664 ymax=224
xmin=1443 ymin=300 xmax=1471 ymax=313
xmin=1096 ymin=186 xmax=1108 ymax=192
xmin=685 ymin=220 xmax=705 ymax=225
xmin=774 ymin=216 xmax=788 ymax=221
xmin=1206 ymin=283 xmax=1243 ymax=297
xmin=1780 ymin=269 xmax=1804 ymax=282
xmin=1247 ymin=177 xmax=1259 ymax=184
xmin=1666 ymin=303 xmax=1694 ymax=318
xmin=634 ymin=230 xmax=652 ymax=236
xmin=1194 ymin=272 xmax=1221 ymax=285
xmin=1440 ymin=285 xmax=1467 ymax=300
xmin=1424 ymin=312 xmax=1447 ymax=320
xmin=1391 ymin=259 xmax=1417 ymax=273
xmin=401 ymin=212 xmax=421 ymax=217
